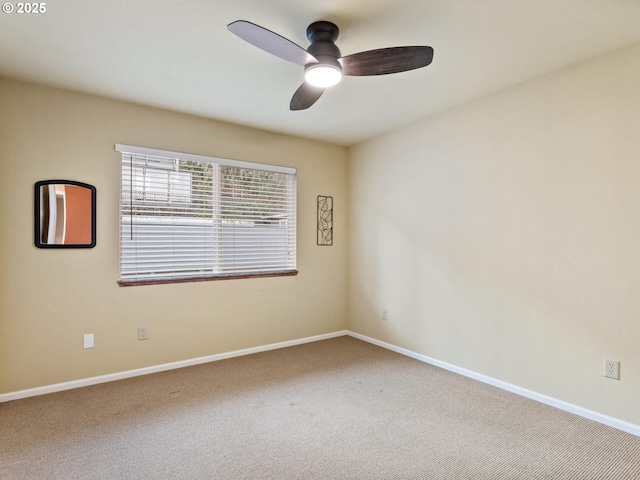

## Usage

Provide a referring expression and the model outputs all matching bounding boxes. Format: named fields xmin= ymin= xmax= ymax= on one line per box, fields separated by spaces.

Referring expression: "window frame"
xmin=116 ymin=144 xmax=298 ymax=287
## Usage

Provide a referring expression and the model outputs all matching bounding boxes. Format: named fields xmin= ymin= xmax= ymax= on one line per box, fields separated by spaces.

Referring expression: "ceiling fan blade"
xmin=339 ymin=46 xmax=434 ymax=76
xmin=227 ymin=20 xmax=317 ymax=66
xmin=290 ymin=83 xmax=324 ymax=111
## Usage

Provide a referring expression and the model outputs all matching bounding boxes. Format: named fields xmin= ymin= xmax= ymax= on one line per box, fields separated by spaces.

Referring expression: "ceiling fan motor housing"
xmin=306 ymin=21 xmax=342 ymax=70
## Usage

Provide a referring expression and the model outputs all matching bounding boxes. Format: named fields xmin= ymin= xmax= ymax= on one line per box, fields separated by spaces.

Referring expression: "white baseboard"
xmin=347 ymin=331 xmax=640 ymax=437
xmin=0 ymin=330 xmax=348 ymax=403
xmin=2 ymin=328 xmax=638 ymax=437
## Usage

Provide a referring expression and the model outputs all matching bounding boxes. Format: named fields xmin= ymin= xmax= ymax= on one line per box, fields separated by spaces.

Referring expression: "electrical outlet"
xmin=604 ymin=359 xmax=620 ymax=380
xmin=381 ymin=309 xmax=388 ymax=321
xmin=138 ymin=326 xmax=148 ymax=341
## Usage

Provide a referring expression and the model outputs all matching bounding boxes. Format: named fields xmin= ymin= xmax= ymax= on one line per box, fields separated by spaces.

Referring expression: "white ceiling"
xmin=1 ymin=0 xmax=640 ymax=146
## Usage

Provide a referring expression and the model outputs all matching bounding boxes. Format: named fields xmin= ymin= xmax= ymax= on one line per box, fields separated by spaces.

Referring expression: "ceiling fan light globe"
xmin=305 ymin=64 xmax=342 ymax=88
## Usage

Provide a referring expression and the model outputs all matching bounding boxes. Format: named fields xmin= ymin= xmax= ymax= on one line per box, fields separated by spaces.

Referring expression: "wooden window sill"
xmin=118 ymin=270 xmax=298 ymax=287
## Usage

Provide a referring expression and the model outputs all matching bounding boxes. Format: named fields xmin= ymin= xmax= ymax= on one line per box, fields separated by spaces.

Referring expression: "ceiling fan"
xmin=227 ymin=20 xmax=434 ymax=111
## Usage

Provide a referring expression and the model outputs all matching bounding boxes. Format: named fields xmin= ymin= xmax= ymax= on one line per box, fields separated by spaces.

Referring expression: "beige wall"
xmin=0 ymin=78 xmax=349 ymax=393
xmin=349 ymin=42 xmax=640 ymax=425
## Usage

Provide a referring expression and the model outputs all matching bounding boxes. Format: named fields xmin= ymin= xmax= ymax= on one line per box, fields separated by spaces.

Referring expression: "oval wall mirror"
xmin=34 ymin=180 xmax=96 ymax=248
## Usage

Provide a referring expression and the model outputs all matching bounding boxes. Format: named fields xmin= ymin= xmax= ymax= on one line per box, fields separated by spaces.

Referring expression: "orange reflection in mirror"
xmin=64 ymin=185 xmax=92 ymax=244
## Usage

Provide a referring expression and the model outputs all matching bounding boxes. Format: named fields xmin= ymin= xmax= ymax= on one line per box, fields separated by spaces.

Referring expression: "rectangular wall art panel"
xmin=317 ymin=195 xmax=333 ymax=246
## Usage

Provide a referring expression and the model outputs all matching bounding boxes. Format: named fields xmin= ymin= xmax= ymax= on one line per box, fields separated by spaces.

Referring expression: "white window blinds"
xmin=116 ymin=144 xmax=297 ymax=284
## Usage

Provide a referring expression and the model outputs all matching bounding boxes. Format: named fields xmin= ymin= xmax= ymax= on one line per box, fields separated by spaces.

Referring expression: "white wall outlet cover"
xmin=83 ymin=333 xmax=94 ymax=349
xmin=138 ymin=326 xmax=148 ymax=341
xmin=604 ymin=359 xmax=620 ymax=380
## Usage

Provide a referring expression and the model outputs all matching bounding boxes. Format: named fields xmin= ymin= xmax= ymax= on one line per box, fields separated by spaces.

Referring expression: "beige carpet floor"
xmin=1 ymin=336 xmax=640 ymax=479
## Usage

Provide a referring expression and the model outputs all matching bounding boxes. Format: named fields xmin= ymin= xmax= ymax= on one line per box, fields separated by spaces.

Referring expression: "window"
xmin=116 ymin=144 xmax=297 ymax=286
